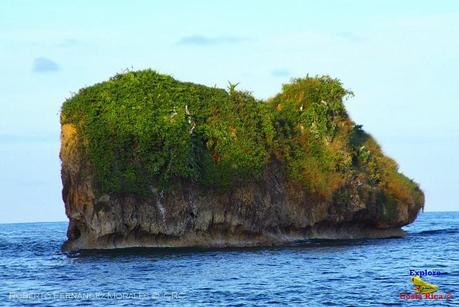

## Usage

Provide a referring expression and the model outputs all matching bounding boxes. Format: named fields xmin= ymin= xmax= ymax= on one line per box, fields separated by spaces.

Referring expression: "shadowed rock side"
xmin=60 ymin=70 xmax=424 ymax=251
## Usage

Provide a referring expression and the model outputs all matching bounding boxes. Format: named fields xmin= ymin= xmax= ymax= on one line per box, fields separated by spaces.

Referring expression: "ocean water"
xmin=0 ymin=212 xmax=457 ymax=306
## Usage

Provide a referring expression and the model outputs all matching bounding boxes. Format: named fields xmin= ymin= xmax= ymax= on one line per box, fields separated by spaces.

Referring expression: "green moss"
xmin=61 ymin=70 xmax=422 ymax=206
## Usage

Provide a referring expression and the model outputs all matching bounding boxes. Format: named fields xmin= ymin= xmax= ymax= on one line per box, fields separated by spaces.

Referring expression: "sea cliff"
xmin=60 ymin=70 xmax=424 ymax=251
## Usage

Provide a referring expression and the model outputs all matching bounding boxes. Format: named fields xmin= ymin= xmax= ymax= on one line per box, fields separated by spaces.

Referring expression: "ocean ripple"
xmin=0 ymin=212 xmax=458 ymax=306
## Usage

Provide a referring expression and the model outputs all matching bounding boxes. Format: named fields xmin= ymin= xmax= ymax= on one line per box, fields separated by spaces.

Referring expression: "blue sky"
xmin=1 ymin=0 xmax=458 ymax=222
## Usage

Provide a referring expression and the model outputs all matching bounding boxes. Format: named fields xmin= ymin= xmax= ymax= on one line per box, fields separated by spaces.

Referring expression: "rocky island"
xmin=60 ymin=70 xmax=424 ymax=252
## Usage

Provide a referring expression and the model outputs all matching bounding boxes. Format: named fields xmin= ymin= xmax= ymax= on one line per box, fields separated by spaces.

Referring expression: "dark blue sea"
xmin=0 ymin=212 xmax=457 ymax=306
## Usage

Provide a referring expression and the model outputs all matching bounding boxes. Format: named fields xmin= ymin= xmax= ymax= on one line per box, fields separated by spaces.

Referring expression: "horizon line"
xmin=0 ymin=210 xmax=457 ymax=225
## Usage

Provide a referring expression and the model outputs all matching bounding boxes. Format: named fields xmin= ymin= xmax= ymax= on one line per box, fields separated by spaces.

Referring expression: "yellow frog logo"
xmin=411 ymin=275 xmax=439 ymax=294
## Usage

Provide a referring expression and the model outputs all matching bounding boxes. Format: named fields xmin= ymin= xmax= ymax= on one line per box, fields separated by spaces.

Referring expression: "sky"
xmin=0 ymin=0 xmax=458 ymax=223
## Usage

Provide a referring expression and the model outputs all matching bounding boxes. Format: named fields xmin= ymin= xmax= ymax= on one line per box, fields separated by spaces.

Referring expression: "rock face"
xmin=60 ymin=71 xmax=424 ymax=251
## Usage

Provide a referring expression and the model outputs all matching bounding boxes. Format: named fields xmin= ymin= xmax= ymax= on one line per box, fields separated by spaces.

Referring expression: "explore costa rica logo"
xmin=399 ymin=269 xmax=452 ymax=301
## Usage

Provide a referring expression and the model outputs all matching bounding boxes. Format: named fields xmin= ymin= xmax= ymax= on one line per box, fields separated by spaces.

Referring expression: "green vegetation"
xmin=61 ymin=69 xmax=422 ymax=207
xmin=268 ymin=76 xmax=354 ymax=199
xmin=62 ymin=70 xmax=272 ymax=194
